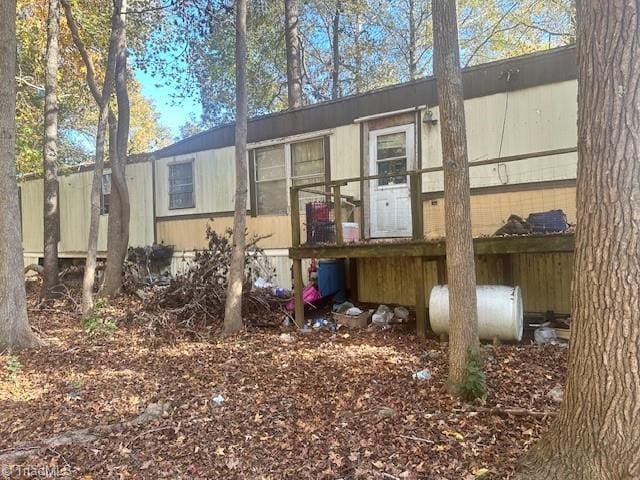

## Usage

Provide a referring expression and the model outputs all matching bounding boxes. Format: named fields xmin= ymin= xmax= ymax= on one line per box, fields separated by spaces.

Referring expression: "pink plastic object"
xmin=287 ymin=283 xmax=322 ymax=311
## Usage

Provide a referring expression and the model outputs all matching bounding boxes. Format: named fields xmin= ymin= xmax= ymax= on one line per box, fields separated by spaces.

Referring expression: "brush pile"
xmin=123 ymin=244 xmax=175 ymax=292
xmin=134 ymin=226 xmax=287 ymax=332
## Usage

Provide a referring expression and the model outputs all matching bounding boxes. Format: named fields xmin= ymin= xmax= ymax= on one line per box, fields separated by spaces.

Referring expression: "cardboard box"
xmin=333 ymin=309 xmax=373 ymax=329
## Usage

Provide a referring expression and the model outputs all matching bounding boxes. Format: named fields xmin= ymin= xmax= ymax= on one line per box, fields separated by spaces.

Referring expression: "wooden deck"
xmin=289 ymin=233 xmax=575 ymax=260
xmin=288 ymin=234 xmax=575 ymax=337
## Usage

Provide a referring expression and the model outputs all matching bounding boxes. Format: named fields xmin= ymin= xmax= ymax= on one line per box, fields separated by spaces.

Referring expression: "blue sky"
xmin=135 ymin=66 xmax=202 ymax=140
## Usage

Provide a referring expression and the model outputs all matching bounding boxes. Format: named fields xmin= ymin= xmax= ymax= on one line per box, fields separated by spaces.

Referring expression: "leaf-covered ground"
xmin=1 ymin=304 xmax=567 ymax=479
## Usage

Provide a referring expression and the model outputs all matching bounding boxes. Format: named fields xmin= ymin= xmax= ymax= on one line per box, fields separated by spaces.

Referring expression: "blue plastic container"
xmin=317 ymin=259 xmax=346 ymax=302
xmin=527 ymin=209 xmax=568 ymax=233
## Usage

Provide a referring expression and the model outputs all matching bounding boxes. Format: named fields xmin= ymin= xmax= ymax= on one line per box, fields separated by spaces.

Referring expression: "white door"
xmin=369 ymin=124 xmax=415 ymax=238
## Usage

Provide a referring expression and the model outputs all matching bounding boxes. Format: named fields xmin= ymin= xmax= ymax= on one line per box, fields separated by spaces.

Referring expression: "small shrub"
xmin=4 ymin=356 xmax=23 ymax=382
xmin=93 ymin=297 xmax=109 ymax=310
xmin=83 ymin=310 xmax=117 ymax=339
xmin=453 ymin=347 xmax=488 ymax=401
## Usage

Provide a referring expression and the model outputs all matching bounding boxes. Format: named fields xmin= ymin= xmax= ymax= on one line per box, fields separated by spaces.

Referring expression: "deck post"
xmin=501 ymin=254 xmax=513 ymax=286
xmin=414 ymin=256 xmax=427 ymax=338
xmin=333 ymin=185 xmax=343 ymax=245
xmin=292 ymin=258 xmax=305 ymax=328
xmin=436 ymin=256 xmax=447 ymax=285
xmin=290 ymin=187 xmax=301 ymax=247
xmin=410 ymin=172 xmax=424 ymax=240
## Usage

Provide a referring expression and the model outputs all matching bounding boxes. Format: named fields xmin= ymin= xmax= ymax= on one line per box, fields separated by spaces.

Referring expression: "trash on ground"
xmin=333 ymin=309 xmax=372 ymax=329
xmin=279 ymin=333 xmax=295 ymax=343
xmin=547 ymin=385 xmax=564 ymax=403
xmin=211 ymin=394 xmax=225 ymax=407
xmin=394 ymin=306 xmax=410 ymax=322
xmin=345 ymin=306 xmax=364 ymax=316
xmin=412 ymin=368 xmax=432 ymax=382
xmin=534 ymin=326 xmax=558 ymax=345
xmin=372 ymin=304 xmax=394 ymax=326
xmin=254 ymin=277 xmax=272 ymax=289
xmin=333 ymin=301 xmax=355 ymax=313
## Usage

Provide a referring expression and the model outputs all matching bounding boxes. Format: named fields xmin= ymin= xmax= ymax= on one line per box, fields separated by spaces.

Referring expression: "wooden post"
xmin=292 ymin=258 xmax=305 ymax=328
xmin=290 ymin=186 xmax=301 ymax=247
xmin=501 ymin=254 xmax=513 ymax=286
xmin=414 ymin=256 xmax=427 ymax=338
xmin=436 ymin=256 xmax=447 ymax=285
xmin=333 ymin=184 xmax=343 ymax=245
xmin=410 ymin=172 xmax=424 ymax=240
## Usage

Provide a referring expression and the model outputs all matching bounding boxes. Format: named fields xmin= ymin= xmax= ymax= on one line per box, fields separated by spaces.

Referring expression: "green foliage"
xmin=453 ymin=347 xmax=488 ymax=402
xmin=4 ymin=356 xmax=23 ymax=383
xmin=83 ymin=298 xmax=117 ymax=339
xmin=147 ymin=0 xmax=575 ymax=129
xmin=15 ymin=0 xmax=171 ymax=176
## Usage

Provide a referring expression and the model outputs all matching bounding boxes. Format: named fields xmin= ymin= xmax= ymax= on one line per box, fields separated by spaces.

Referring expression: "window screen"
xmin=291 ymin=138 xmax=325 ymax=209
xmin=255 ymin=145 xmax=287 ymax=215
xmin=169 ymin=162 xmax=195 ymax=209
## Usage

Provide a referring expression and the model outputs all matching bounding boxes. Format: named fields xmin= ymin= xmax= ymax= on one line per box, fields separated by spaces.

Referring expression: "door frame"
xmin=368 ymin=123 xmax=416 ymax=238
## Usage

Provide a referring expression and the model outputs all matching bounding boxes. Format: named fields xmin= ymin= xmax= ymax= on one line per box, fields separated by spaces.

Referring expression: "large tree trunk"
xmin=432 ymin=0 xmax=479 ymax=386
xmin=0 ymin=0 xmax=41 ymax=350
xmin=102 ymin=0 xmax=131 ymax=297
xmin=41 ymin=0 xmax=61 ymax=299
xmin=331 ymin=0 xmax=341 ymax=100
xmin=223 ymin=0 xmax=248 ymax=335
xmin=284 ymin=0 xmax=303 ymax=109
xmin=516 ymin=2 xmax=640 ymax=478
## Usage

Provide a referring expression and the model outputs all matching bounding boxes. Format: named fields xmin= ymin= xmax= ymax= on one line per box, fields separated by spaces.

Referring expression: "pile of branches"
xmin=136 ymin=226 xmax=286 ymax=332
xmin=123 ymin=244 xmax=175 ymax=292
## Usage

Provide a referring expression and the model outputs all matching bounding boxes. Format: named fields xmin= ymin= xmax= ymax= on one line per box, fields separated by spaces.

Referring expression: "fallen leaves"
xmin=0 ymin=294 xmax=568 ymax=479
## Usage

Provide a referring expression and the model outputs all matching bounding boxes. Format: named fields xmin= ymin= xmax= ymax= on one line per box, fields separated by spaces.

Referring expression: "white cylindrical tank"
xmin=429 ymin=285 xmax=523 ymax=341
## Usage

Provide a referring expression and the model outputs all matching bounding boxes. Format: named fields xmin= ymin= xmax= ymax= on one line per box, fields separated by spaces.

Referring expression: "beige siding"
xmin=155 ymin=146 xmax=237 ymax=218
xmin=330 ymin=124 xmax=361 ymax=199
xmin=20 ymin=161 xmax=155 ymax=257
xmin=157 ymin=215 xmax=294 ymax=251
xmin=20 ymin=178 xmax=44 ymax=254
xmin=421 ymin=80 xmax=578 ymax=192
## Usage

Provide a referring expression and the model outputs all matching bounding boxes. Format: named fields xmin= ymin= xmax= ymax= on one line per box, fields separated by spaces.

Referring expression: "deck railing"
xmin=290 ymin=169 xmax=428 ymax=248
xmin=290 ymin=146 xmax=578 ymax=249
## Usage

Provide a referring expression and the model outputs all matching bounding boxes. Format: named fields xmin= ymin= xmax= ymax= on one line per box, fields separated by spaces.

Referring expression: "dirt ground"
xmin=1 ymin=299 xmax=567 ymax=479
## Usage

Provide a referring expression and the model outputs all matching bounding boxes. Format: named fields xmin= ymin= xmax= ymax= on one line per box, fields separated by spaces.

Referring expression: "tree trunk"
xmin=408 ymin=0 xmax=417 ymax=80
xmin=223 ymin=0 xmax=248 ymax=335
xmin=284 ymin=0 xmax=303 ymax=109
xmin=102 ymin=0 xmax=131 ymax=297
xmin=0 ymin=0 xmax=41 ymax=350
xmin=331 ymin=0 xmax=341 ymax=100
xmin=353 ymin=12 xmax=363 ymax=94
xmin=41 ymin=0 xmax=60 ymax=299
xmin=432 ymin=0 xmax=479 ymax=386
xmin=62 ymin=0 xmax=118 ymax=313
xmin=516 ymin=2 xmax=640 ymax=478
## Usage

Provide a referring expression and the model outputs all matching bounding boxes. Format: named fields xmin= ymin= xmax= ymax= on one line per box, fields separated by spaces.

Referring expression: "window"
xmin=376 ymin=131 xmax=407 ymax=186
xmin=101 ymin=173 xmax=111 ymax=215
xmin=169 ymin=161 xmax=195 ymax=209
xmin=254 ymin=145 xmax=287 ymax=215
xmin=291 ymin=138 xmax=326 ymax=208
xmin=253 ymin=138 xmax=327 ymax=216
